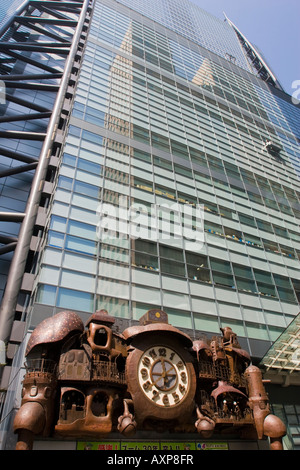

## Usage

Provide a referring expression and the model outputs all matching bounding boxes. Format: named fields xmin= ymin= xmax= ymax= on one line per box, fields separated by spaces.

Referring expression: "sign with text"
xmin=77 ymin=440 xmax=228 ymax=450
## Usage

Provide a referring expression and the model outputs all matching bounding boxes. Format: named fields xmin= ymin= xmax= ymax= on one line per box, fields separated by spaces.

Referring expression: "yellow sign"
xmin=120 ymin=441 xmax=160 ymax=451
xmin=160 ymin=442 xmax=196 ymax=450
xmin=77 ymin=440 xmax=228 ymax=450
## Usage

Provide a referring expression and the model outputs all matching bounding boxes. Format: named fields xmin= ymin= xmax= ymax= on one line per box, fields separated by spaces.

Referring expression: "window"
xmin=61 ymin=269 xmax=95 ymax=292
xmin=236 ymin=277 xmax=256 ymax=293
xmin=48 ymin=231 xmax=64 ymax=248
xmin=164 ymin=308 xmax=193 ymax=330
xmin=254 ymin=269 xmax=273 ymax=284
xmin=132 ymin=252 xmax=158 ymax=271
xmin=67 ymin=220 xmax=96 ymax=241
xmin=245 ymin=234 xmax=262 ymax=248
xmin=224 ymin=227 xmax=243 ymax=242
xmin=245 ymin=322 xmax=269 ymax=340
xmin=50 ymin=215 xmax=67 ymax=232
xmin=219 ymin=206 xmax=234 ymax=219
xmin=187 ymin=264 xmax=210 ymax=283
xmin=280 ymin=245 xmax=296 ymax=258
xmin=239 ymin=214 xmax=256 ymax=227
xmin=133 ymin=239 xmax=157 ymax=255
xmin=57 ymin=288 xmax=94 ymax=312
xmin=63 ymin=153 xmax=76 ymax=167
xmin=133 ymin=177 xmax=153 ymax=193
xmin=273 ymin=225 xmax=289 ymax=238
xmin=58 ymin=176 xmax=73 ymax=191
xmin=36 ymin=284 xmax=57 ymax=306
xmin=170 ymin=140 xmax=189 ymax=159
xmin=213 ymin=272 xmax=234 ymax=288
xmin=151 ymin=132 xmax=169 ymax=151
xmin=220 ymin=318 xmax=245 ymax=337
xmin=160 ymin=259 xmax=185 ymax=277
xmin=257 ymin=283 xmax=276 ymax=297
xmin=210 ymin=259 xmax=232 ymax=274
xmin=155 ymin=156 xmax=172 ymax=170
xmin=100 ymin=244 xmax=129 ymax=263
xmin=204 ymin=221 xmax=223 ymax=236
xmin=96 ymin=295 xmax=129 ymax=318
xmin=263 ymin=239 xmax=280 ymax=253
xmin=78 ymin=158 xmax=102 ymax=175
xmin=74 ymin=180 xmax=99 ymax=198
xmin=194 ymin=313 xmax=220 ymax=333
xmin=155 ymin=185 xmax=176 ymax=200
xmin=256 ymin=219 xmax=273 ymax=233
xmin=132 ymin=301 xmax=159 ymax=321
xmin=276 ymin=288 xmax=296 ymax=302
xmin=66 ymin=235 xmax=96 ymax=255
xmin=133 ymin=125 xmax=150 ymax=144
xmin=160 ymin=245 xmax=183 ymax=262
xmin=233 ymin=264 xmax=252 ymax=278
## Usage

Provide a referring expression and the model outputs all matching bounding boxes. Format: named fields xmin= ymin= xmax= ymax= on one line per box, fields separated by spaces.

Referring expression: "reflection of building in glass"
xmin=191 ymin=58 xmax=215 ymax=88
xmin=0 ymin=0 xmax=300 ymax=451
xmin=0 ymin=1 xmax=24 ymax=29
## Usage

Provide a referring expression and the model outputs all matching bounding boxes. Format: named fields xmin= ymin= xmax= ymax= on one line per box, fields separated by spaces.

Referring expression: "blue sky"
xmin=189 ymin=0 xmax=300 ymax=97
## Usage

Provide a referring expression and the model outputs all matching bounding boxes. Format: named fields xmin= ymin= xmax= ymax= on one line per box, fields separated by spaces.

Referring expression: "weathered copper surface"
xmin=122 ymin=322 xmax=193 ymax=347
xmin=14 ymin=308 xmax=286 ymax=450
xmin=85 ymin=309 xmax=115 ymax=326
xmin=210 ymin=380 xmax=248 ymax=401
xmin=25 ymin=310 xmax=84 ymax=356
xmin=125 ymin=333 xmax=197 ymax=426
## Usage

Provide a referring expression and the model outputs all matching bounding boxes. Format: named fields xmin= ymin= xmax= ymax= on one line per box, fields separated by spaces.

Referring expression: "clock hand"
xmin=161 ymin=357 xmax=166 ymax=376
xmin=151 ymin=374 xmax=163 ymax=387
xmin=165 ymin=364 xmax=176 ymax=375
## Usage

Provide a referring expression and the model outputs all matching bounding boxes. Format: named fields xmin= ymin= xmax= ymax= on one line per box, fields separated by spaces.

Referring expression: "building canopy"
xmin=260 ymin=312 xmax=300 ymax=373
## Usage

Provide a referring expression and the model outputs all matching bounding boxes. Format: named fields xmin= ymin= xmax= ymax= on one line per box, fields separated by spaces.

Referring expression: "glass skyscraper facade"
xmin=34 ymin=0 xmax=300 ymax=350
xmin=0 ymin=1 xmax=24 ymax=29
xmin=0 ymin=0 xmax=299 ymax=450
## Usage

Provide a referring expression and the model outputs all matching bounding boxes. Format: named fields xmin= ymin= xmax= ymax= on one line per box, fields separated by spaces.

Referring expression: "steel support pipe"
xmin=0 ymin=147 xmax=38 ymax=164
xmin=0 ymin=236 xmax=18 ymax=244
xmin=16 ymin=16 xmax=78 ymax=26
xmin=0 ymin=162 xmax=38 ymax=178
xmin=0 ymin=73 xmax=63 ymax=81
xmin=0 ymin=131 xmax=46 ymax=140
xmin=0 ymin=212 xmax=26 ymax=222
xmin=7 ymin=50 xmax=59 ymax=74
xmin=0 ymin=243 xmax=17 ymax=256
xmin=0 ymin=112 xmax=52 ymax=124
xmin=0 ymin=0 xmax=92 ymax=354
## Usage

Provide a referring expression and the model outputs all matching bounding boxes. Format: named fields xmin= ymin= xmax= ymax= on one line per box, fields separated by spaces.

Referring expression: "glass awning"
xmin=260 ymin=311 xmax=300 ymax=372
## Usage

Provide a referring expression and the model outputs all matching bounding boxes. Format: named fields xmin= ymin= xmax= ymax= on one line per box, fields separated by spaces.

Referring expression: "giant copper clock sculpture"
xmin=123 ymin=311 xmax=196 ymax=426
xmin=13 ymin=308 xmax=286 ymax=450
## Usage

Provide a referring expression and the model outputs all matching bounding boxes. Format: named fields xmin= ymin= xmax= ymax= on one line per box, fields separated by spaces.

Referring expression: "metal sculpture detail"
xmin=13 ymin=309 xmax=286 ymax=450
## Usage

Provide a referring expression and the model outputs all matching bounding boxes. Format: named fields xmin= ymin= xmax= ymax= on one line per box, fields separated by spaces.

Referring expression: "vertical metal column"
xmin=0 ymin=0 xmax=93 ymax=363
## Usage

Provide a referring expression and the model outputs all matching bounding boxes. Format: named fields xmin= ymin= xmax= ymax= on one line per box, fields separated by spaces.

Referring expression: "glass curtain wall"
xmin=30 ymin=0 xmax=300 ymax=356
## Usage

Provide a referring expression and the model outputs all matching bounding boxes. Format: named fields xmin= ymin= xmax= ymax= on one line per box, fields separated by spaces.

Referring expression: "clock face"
xmin=137 ymin=345 xmax=190 ymax=407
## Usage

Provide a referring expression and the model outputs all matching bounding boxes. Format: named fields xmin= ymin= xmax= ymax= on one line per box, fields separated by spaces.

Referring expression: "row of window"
xmin=76 ymin=46 xmax=299 ymax=191
xmin=55 ymin=168 xmax=300 ymax=264
xmin=91 ymin=4 xmax=260 ymax=111
xmin=87 ymin=2 xmax=300 ymax=143
xmin=86 ymin=21 xmax=293 ymax=161
xmin=75 ymin=65 xmax=299 ymax=193
xmin=58 ymin=157 xmax=300 ymax=258
xmin=66 ymin=121 xmax=300 ymax=218
xmin=46 ymin=226 xmax=299 ymax=304
xmin=35 ymin=284 xmax=290 ymax=342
